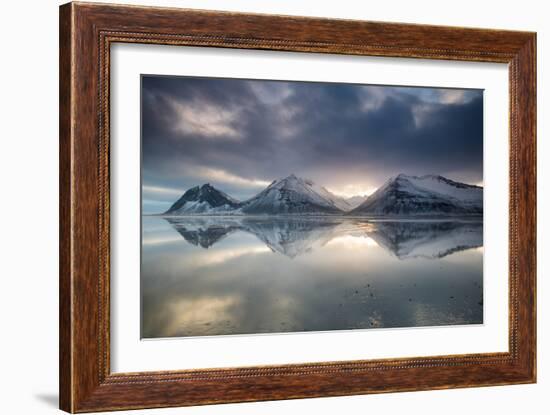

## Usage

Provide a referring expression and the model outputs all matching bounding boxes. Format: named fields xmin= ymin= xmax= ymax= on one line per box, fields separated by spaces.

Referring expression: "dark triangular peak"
xmin=164 ymin=186 xmax=200 ymax=214
xmin=164 ymin=183 xmax=241 ymax=215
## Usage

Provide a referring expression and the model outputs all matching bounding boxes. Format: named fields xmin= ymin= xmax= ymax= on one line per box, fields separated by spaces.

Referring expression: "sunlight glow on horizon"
xmin=326 ymin=235 xmax=379 ymax=249
xmin=327 ymin=185 xmax=378 ymax=199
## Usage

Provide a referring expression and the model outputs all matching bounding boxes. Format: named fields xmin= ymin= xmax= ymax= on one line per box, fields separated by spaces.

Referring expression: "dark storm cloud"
xmin=141 ymin=75 xmax=483 ymax=212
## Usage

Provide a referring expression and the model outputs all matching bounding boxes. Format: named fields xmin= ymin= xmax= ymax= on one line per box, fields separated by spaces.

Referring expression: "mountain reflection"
xmin=143 ymin=216 xmax=484 ymax=338
xmin=168 ymin=220 xmax=240 ymax=248
xmin=164 ymin=217 xmax=482 ymax=259
xmin=365 ymin=220 xmax=483 ymax=259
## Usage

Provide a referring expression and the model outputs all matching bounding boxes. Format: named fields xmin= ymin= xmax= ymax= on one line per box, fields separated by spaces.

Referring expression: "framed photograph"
xmin=59 ymin=2 xmax=536 ymax=412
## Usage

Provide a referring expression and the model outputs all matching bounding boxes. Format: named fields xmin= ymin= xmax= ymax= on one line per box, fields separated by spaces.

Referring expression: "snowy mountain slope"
xmin=307 ymin=182 xmax=353 ymax=211
xmin=403 ymin=175 xmax=482 ymax=205
xmin=346 ymin=195 xmax=368 ymax=209
xmin=350 ymin=174 xmax=483 ymax=216
xmin=240 ymin=174 xmax=344 ymax=215
xmin=164 ymin=184 xmax=241 ymax=215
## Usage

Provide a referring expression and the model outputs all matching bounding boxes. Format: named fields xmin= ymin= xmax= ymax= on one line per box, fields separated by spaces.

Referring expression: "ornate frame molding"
xmin=60 ymin=2 xmax=536 ymax=412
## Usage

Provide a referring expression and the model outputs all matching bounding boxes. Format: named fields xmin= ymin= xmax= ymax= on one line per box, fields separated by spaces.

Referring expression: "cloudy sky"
xmin=142 ymin=75 xmax=483 ymax=214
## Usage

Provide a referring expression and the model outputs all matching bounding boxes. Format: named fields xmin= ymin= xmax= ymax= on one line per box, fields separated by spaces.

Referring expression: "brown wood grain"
xmin=59 ymin=3 xmax=73 ymax=411
xmin=59 ymin=2 xmax=537 ymax=412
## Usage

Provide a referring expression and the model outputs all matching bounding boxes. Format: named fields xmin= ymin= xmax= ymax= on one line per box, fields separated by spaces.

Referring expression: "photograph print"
xmin=141 ymin=75 xmax=484 ymax=339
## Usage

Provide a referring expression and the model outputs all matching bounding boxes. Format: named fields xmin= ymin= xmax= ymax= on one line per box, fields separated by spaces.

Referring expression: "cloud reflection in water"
xmin=141 ymin=216 xmax=483 ymax=338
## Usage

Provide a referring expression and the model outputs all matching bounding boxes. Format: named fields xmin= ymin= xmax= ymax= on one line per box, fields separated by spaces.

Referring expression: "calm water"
xmin=141 ymin=216 xmax=483 ymax=338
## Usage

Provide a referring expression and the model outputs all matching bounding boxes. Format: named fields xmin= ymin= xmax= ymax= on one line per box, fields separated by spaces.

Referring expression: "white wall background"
xmin=0 ymin=1 xmax=546 ymax=414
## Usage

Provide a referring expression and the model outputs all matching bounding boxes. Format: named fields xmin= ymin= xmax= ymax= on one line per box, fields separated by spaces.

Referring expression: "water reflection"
xmin=163 ymin=216 xmax=483 ymax=260
xmin=142 ymin=216 xmax=483 ymax=338
xmin=365 ymin=220 xmax=483 ymax=259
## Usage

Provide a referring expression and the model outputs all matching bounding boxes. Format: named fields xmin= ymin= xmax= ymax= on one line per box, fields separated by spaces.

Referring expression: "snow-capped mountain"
xmin=307 ymin=183 xmax=352 ymax=211
xmin=164 ymin=184 xmax=241 ymax=215
xmin=240 ymin=174 xmax=344 ymax=214
xmin=350 ymin=174 xmax=483 ymax=216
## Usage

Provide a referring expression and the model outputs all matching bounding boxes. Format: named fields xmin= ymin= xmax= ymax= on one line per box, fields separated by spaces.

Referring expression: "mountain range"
xmin=163 ymin=173 xmax=482 ymax=217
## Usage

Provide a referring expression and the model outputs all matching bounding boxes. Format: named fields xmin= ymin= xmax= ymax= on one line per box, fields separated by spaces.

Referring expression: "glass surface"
xmin=140 ymin=75 xmax=484 ymax=339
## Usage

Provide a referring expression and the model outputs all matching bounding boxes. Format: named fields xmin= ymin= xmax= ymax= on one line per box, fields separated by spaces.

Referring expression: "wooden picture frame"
xmin=59 ymin=2 xmax=536 ymax=412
